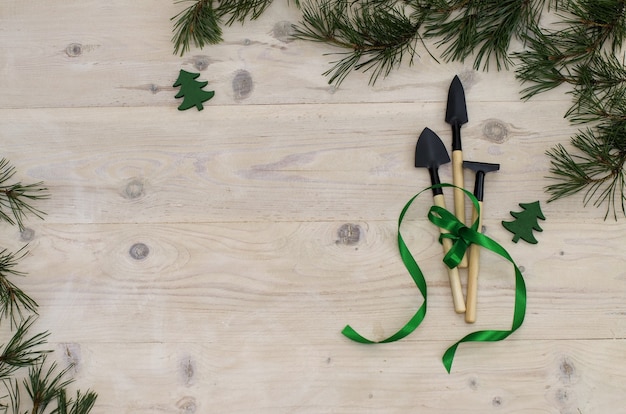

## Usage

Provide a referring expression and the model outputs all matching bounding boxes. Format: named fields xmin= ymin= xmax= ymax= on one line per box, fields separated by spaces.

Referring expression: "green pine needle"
xmin=24 ymin=357 xmax=75 ymax=414
xmin=172 ymin=0 xmax=222 ymax=56
xmin=546 ymin=123 xmax=626 ymax=219
xmin=294 ymin=0 xmax=422 ymax=85
xmin=0 ymin=247 xmax=39 ymax=328
xmin=172 ymin=0 xmax=281 ymax=56
xmin=0 ymin=317 xmax=50 ymax=380
xmin=56 ymin=389 xmax=98 ymax=414
xmin=0 ymin=159 xmax=48 ymax=231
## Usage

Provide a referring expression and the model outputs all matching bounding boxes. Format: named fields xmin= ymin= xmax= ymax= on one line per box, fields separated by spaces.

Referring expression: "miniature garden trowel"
xmin=446 ymin=75 xmax=469 ymax=268
xmin=462 ymin=160 xmax=500 ymax=323
xmin=415 ymin=128 xmax=465 ymax=314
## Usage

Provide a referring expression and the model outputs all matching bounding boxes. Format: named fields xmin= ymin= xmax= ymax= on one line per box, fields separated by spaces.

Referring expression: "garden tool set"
xmin=415 ymin=75 xmax=500 ymax=323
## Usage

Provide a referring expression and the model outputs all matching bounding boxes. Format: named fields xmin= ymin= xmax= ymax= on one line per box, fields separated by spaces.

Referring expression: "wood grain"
xmin=2 ymin=1 xmax=626 ymax=413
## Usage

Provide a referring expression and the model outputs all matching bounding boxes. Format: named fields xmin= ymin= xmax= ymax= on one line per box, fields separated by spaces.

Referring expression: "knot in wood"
xmin=337 ymin=223 xmax=361 ymax=245
xmin=272 ymin=21 xmax=296 ymax=43
xmin=123 ymin=179 xmax=145 ymax=200
xmin=129 ymin=243 xmax=150 ymax=260
xmin=193 ymin=55 xmax=211 ymax=71
xmin=232 ymin=70 xmax=253 ymax=101
xmin=483 ymin=119 xmax=509 ymax=143
xmin=177 ymin=396 xmax=197 ymax=414
xmin=66 ymin=43 xmax=83 ymax=57
xmin=20 ymin=228 xmax=35 ymax=242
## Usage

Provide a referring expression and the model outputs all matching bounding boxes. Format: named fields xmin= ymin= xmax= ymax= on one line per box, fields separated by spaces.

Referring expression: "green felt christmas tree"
xmin=502 ymin=201 xmax=546 ymax=244
xmin=173 ymin=69 xmax=215 ymax=111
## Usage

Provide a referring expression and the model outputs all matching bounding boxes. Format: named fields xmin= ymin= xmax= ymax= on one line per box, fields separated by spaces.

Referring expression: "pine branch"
xmin=566 ymin=53 xmax=626 ymax=123
xmin=424 ymin=0 xmax=545 ymax=71
xmin=515 ymin=0 xmax=626 ymax=99
xmin=172 ymin=0 xmax=222 ymax=56
xmin=55 ymin=389 xmax=98 ymax=414
xmin=0 ymin=159 xmax=48 ymax=231
xmin=218 ymin=0 xmax=277 ymax=25
xmin=0 ymin=248 xmax=38 ymax=328
xmin=172 ymin=0 xmax=287 ymax=56
xmin=24 ymin=358 xmax=74 ymax=414
xmin=545 ymin=122 xmax=626 ymax=219
xmin=0 ymin=317 xmax=49 ymax=381
xmin=1 ymin=378 xmax=24 ymax=414
xmin=294 ymin=0 xmax=423 ymax=85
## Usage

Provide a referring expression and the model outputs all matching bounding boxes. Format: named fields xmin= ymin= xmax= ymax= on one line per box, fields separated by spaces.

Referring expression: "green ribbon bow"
xmin=341 ymin=184 xmax=526 ymax=373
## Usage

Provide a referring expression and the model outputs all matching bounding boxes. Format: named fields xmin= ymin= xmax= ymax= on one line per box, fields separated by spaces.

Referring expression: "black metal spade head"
xmin=445 ymin=75 xmax=468 ymax=126
xmin=446 ymin=75 xmax=468 ymax=151
xmin=463 ymin=161 xmax=500 ymax=201
xmin=415 ymin=128 xmax=451 ymax=195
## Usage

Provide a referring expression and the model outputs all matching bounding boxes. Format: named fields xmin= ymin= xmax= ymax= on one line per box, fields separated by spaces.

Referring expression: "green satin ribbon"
xmin=341 ymin=184 xmax=526 ymax=373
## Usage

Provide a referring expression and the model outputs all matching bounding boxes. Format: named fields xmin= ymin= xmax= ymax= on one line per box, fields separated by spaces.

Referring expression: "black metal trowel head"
xmin=415 ymin=128 xmax=451 ymax=195
xmin=445 ymin=75 xmax=468 ymax=126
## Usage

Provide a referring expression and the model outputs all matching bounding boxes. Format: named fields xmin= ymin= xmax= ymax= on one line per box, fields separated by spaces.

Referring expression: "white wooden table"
xmin=1 ymin=1 xmax=625 ymax=412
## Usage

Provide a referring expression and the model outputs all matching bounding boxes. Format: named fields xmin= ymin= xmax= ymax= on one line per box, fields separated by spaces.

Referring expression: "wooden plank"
xmin=0 ymin=100 xmax=593 ymax=225
xmin=0 ymin=1 xmax=570 ymax=109
xmin=1 ymin=221 xmax=623 ymax=345
xmin=53 ymin=339 xmax=626 ymax=413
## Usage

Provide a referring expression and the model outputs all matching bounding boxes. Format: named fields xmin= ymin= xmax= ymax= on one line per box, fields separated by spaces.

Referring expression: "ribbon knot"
xmin=428 ymin=205 xmax=478 ymax=269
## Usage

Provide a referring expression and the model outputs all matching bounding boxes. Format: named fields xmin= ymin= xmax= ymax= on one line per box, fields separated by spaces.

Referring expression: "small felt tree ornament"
xmin=502 ymin=201 xmax=546 ymax=244
xmin=173 ymin=69 xmax=215 ymax=111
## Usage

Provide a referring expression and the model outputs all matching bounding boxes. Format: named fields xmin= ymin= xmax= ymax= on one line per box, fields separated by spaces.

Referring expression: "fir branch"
xmin=515 ymin=0 xmax=626 ymax=98
xmin=172 ymin=0 xmax=222 ymax=56
xmin=217 ymin=0 xmax=276 ymax=25
xmin=545 ymin=122 xmax=626 ymax=219
xmin=515 ymin=25 xmax=574 ymax=99
xmin=0 ymin=317 xmax=49 ymax=381
xmin=294 ymin=0 xmax=423 ymax=85
xmin=0 ymin=248 xmax=38 ymax=328
xmin=24 ymin=358 xmax=74 ymax=414
xmin=1 ymin=378 xmax=24 ymax=414
xmin=566 ymin=53 xmax=626 ymax=123
xmin=0 ymin=159 xmax=48 ymax=231
xmin=55 ymin=389 xmax=98 ymax=414
xmin=172 ymin=0 xmax=286 ymax=56
xmin=424 ymin=0 xmax=545 ymax=70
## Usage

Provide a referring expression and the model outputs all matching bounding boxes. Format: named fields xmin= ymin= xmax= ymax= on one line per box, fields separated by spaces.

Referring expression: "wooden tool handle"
xmin=434 ymin=194 xmax=466 ymax=313
xmin=465 ymin=201 xmax=483 ymax=323
xmin=452 ymin=150 xmax=468 ymax=268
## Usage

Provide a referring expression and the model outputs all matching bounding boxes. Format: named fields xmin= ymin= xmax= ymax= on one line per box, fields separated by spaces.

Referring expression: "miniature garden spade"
xmin=415 ymin=128 xmax=465 ymax=313
xmin=446 ymin=75 xmax=469 ymax=266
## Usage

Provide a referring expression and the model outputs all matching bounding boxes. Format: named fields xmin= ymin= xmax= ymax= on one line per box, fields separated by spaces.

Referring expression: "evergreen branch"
xmin=24 ymin=358 xmax=74 ymax=414
xmin=566 ymin=53 xmax=626 ymax=123
xmin=0 ymin=317 xmax=49 ymax=381
xmin=515 ymin=0 xmax=626 ymax=98
xmin=0 ymin=248 xmax=38 ymax=328
xmin=55 ymin=389 xmax=98 ymax=414
xmin=1 ymin=378 xmax=24 ymax=414
xmin=0 ymin=159 xmax=48 ymax=231
xmin=172 ymin=0 xmax=222 ymax=56
xmin=545 ymin=123 xmax=626 ymax=219
xmin=424 ymin=0 xmax=545 ymax=71
xmin=172 ymin=0 xmax=291 ymax=55
xmin=217 ymin=0 xmax=276 ymax=25
xmin=515 ymin=25 xmax=575 ymax=99
xmin=294 ymin=0 xmax=422 ymax=85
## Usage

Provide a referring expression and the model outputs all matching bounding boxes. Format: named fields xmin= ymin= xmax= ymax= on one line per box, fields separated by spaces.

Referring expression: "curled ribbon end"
xmin=342 ymin=325 xmax=376 ymax=344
